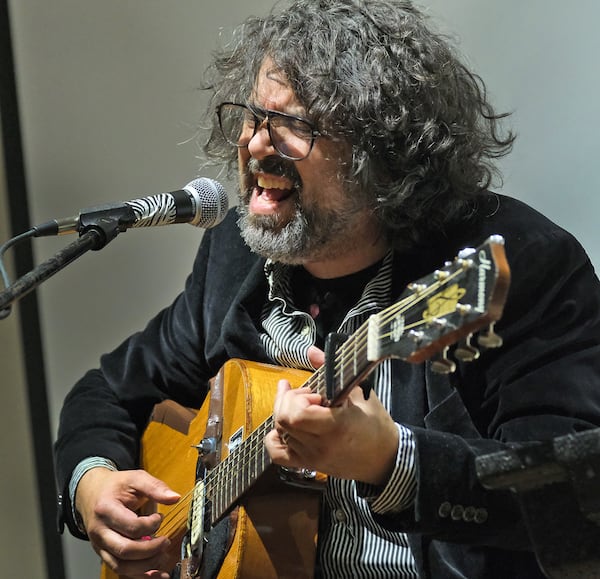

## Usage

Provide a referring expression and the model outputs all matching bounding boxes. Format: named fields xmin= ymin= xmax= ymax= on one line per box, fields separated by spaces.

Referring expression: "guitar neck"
xmin=204 ymin=333 xmax=373 ymax=523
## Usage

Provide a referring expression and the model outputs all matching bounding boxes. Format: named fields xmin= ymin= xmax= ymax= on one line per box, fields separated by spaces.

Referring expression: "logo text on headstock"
xmin=423 ymin=283 xmax=466 ymax=322
xmin=477 ymin=251 xmax=493 ymax=312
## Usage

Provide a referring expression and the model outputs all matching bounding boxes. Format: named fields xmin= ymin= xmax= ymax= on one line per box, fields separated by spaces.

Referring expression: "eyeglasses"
xmin=217 ymin=102 xmax=322 ymax=161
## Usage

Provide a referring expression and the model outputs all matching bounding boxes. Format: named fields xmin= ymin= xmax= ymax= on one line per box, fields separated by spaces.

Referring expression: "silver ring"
xmin=280 ymin=431 xmax=290 ymax=445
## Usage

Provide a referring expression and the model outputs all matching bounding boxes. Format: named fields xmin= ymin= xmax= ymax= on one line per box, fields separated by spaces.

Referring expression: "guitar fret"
xmin=332 ymin=326 xmax=369 ymax=401
xmin=204 ymin=418 xmax=275 ymax=524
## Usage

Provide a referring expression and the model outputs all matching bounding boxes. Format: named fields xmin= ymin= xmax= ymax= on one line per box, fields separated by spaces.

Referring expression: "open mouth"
xmin=255 ymin=173 xmax=295 ymax=202
xmin=246 ymin=172 xmax=299 ymax=217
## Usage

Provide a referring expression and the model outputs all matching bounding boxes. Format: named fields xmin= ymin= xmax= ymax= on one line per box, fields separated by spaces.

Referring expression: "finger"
xmin=264 ymin=430 xmax=288 ymax=466
xmin=119 ymin=512 xmax=165 ymax=540
xmin=347 ymin=383 xmax=383 ymax=406
xmin=273 ymin=379 xmax=292 ymax=422
xmin=265 ymin=429 xmax=286 ymax=453
xmin=101 ymin=545 xmax=171 ymax=579
xmin=267 ymin=418 xmax=318 ymax=461
xmin=94 ymin=495 xmax=166 ymax=539
xmin=97 ymin=527 xmax=171 ymax=565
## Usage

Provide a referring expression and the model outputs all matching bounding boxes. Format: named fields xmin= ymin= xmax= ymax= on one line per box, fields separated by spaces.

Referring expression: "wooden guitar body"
xmin=102 ymin=359 xmax=321 ymax=579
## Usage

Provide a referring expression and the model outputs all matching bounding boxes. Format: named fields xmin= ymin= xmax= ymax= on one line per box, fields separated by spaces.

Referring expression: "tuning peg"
xmin=478 ymin=322 xmax=503 ymax=348
xmin=407 ymin=282 xmax=428 ymax=295
xmin=408 ymin=329 xmax=425 ymax=344
xmin=456 ymin=249 xmax=476 ymax=270
xmin=431 ymin=346 xmax=457 ymax=374
xmin=455 ymin=334 xmax=480 ymax=362
xmin=457 ymin=247 xmax=476 ymax=259
xmin=429 ymin=317 xmax=449 ymax=331
xmin=455 ymin=304 xmax=473 ymax=316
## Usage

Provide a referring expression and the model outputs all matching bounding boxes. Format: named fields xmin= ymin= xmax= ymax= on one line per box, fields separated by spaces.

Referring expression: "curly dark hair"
xmin=202 ymin=0 xmax=515 ymax=244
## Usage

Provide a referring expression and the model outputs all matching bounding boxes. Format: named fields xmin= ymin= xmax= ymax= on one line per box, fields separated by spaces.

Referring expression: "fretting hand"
xmin=265 ymin=377 xmax=399 ymax=486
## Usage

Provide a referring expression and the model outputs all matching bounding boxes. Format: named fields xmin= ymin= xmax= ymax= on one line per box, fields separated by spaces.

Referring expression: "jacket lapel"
xmin=220 ymin=257 xmax=272 ymax=364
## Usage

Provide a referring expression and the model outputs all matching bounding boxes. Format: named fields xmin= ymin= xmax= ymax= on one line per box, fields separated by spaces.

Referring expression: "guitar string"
xmin=155 ymin=264 xmax=469 ymax=540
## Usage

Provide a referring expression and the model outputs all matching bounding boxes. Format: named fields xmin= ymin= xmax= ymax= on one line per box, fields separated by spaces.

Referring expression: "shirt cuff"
xmin=356 ymin=423 xmax=416 ymax=514
xmin=68 ymin=456 xmax=118 ymax=534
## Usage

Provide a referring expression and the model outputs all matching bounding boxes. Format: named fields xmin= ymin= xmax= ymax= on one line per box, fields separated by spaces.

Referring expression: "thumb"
xmin=308 ymin=345 xmax=325 ymax=369
xmin=134 ymin=471 xmax=180 ymax=505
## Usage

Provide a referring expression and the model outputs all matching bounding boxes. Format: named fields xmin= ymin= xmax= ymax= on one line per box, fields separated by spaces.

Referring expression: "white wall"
xmin=426 ymin=0 xmax=600 ymax=268
xmin=5 ymin=1 xmax=600 ymax=577
xmin=0 ymin=132 xmax=47 ymax=579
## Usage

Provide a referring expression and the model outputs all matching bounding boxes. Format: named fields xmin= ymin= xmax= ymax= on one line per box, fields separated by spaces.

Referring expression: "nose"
xmin=247 ymin=119 xmax=277 ymax=159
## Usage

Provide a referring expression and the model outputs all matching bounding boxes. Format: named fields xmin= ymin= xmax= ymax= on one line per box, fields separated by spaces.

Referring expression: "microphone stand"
xmin=0 ymin=217 xmax=123 ymax=315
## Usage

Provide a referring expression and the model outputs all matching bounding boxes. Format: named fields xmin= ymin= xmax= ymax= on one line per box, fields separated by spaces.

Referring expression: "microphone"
xmin=32 ymin=178 xmax=229 ymax=237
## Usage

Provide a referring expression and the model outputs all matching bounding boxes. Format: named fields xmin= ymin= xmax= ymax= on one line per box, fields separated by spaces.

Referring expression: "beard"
xmin=237 ymin=157 xmax=370 ymax=264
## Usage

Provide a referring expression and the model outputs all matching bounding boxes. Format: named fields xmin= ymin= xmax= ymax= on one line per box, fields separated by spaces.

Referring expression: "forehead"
xmin=252 ymin=58 xmax=304 ymax=115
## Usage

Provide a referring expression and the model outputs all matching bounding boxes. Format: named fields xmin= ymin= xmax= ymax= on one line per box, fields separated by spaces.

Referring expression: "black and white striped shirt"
xmin=261 ymin=253 xmax=419 ymax=578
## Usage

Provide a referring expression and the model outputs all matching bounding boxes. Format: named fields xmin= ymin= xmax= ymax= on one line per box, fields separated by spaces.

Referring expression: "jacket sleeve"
xmin=378 ymin=225 xmax=600 ymax=549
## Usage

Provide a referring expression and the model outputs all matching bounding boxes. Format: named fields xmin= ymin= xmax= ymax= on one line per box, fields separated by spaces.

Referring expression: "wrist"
xmin=368 ymin=424 xmax=416 ymax=514
xmin=70 ymin=457 xmax=117 ymax=533
xmin=367 ymin=419 xmax=400 ymax=487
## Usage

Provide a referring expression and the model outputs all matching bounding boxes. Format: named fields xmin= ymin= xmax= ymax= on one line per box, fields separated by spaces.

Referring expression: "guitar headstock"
xmin=367 ymin=235 xmax=510 ymax=372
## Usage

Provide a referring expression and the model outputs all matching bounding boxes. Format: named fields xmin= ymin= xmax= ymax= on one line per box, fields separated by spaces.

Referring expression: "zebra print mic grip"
xmin=124 ymin=178 xmax=229 ymax=230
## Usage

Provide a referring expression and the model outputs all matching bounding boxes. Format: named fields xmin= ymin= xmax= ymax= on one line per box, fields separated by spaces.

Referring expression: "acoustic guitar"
xmin=100 ymin=234 xmax=510 ymax=579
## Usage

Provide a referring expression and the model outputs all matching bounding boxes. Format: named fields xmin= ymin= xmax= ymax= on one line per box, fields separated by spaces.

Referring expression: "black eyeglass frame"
xmin=216 ymin=101 xmax=323 ymax=161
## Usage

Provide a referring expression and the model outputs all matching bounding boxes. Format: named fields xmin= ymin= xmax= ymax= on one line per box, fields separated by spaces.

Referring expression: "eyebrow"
xmin=265 ymin=67 xmax=289 ymax=87
xmin=247 ymin=102 xmax=309 ymax=122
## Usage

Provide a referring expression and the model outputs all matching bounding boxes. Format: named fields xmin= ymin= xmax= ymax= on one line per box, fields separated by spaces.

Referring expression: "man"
xmin=55 ymin=1 xmax=600 ymax=577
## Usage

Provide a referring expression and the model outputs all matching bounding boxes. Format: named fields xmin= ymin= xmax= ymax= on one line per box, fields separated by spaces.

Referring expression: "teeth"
xmin=257 ymin=174 xmax=290 ymax=190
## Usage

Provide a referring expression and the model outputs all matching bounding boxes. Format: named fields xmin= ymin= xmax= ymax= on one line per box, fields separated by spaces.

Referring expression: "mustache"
xmin=247 ymin=157 xmax=301 ymax=186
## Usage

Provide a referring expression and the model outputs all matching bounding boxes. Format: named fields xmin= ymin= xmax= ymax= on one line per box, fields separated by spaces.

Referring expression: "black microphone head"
xmin=185 ymin=178 xmax=229 ymax=228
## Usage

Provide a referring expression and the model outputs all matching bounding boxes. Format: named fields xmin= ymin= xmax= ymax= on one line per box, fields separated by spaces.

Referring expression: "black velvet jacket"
xmin=55 ymin=193 xmax=600 ymax=578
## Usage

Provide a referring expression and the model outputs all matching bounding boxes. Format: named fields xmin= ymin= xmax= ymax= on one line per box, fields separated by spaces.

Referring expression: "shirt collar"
xmin=264 ymin=251 xmax=395 ymax=316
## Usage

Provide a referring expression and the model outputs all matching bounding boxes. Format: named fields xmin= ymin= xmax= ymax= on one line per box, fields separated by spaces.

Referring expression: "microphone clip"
xmin=77 ymin=204 xmax=136 ymax=249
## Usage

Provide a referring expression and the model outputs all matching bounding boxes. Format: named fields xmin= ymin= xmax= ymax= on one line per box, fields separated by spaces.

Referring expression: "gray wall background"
xmin=2 ymin=1 xmax=599 ymax=577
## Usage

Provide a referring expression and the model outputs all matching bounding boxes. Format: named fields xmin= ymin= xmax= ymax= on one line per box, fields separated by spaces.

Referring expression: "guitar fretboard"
xmin=202 ymin=319 xmax=375 ymax=523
